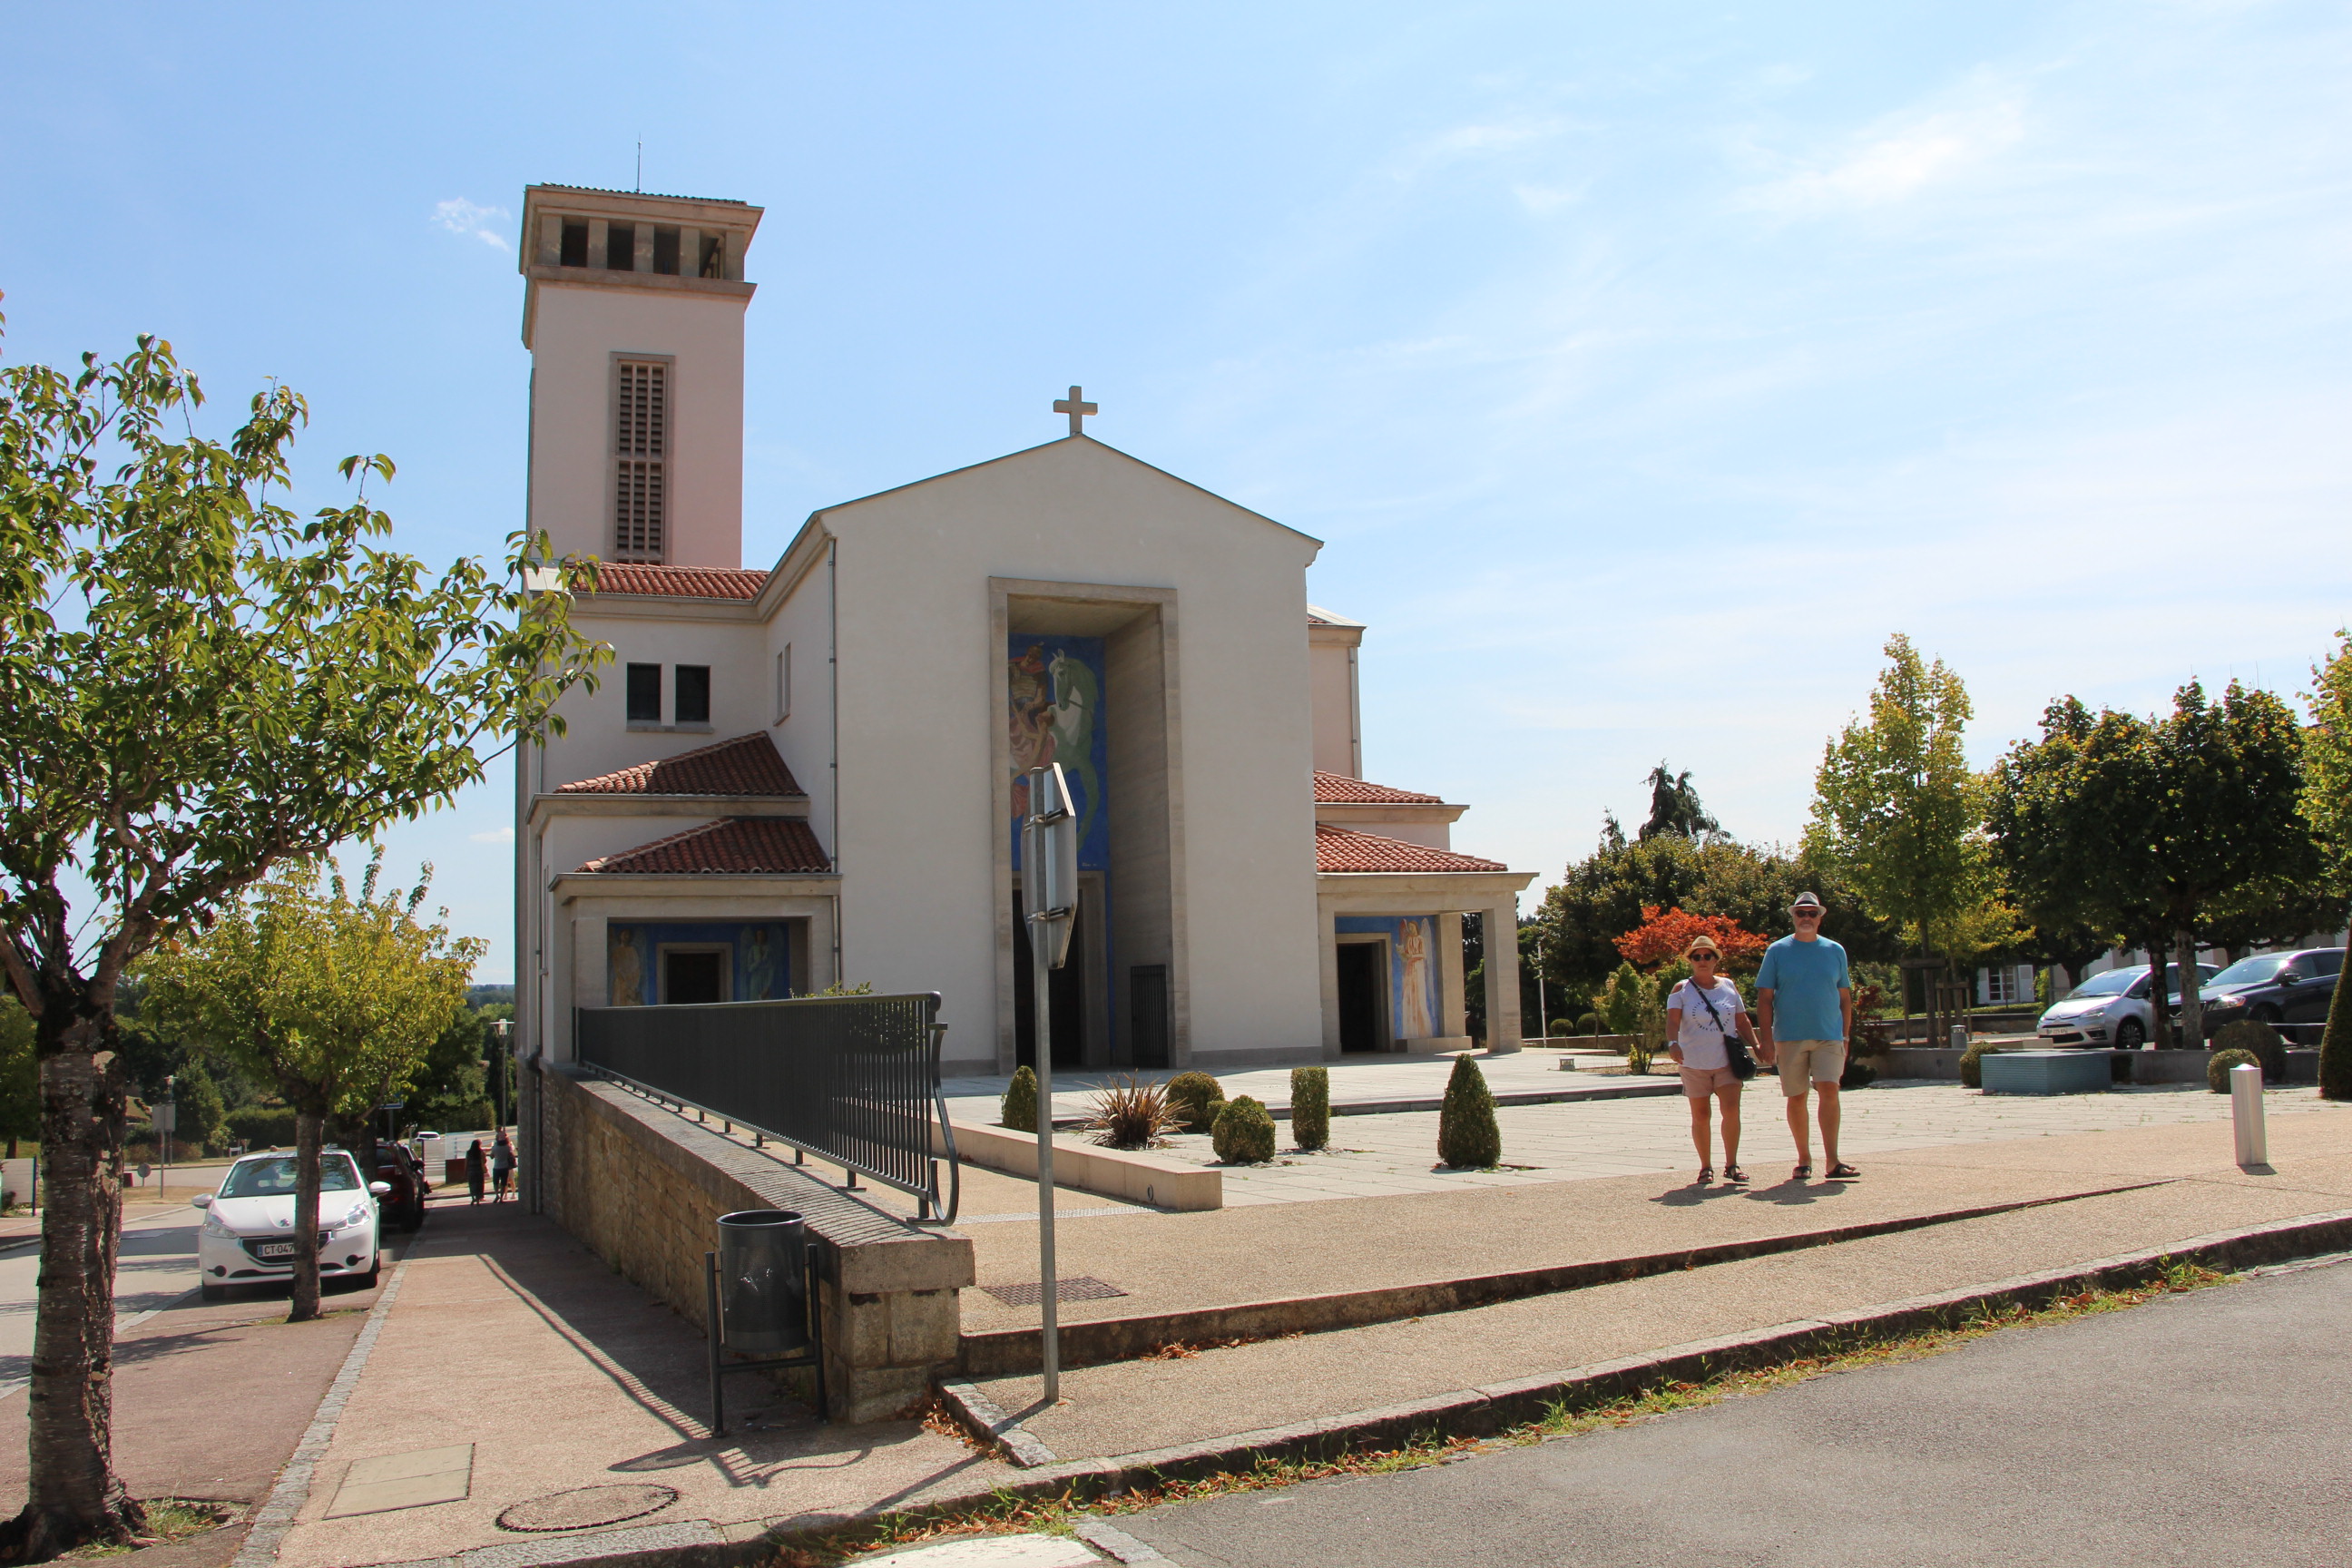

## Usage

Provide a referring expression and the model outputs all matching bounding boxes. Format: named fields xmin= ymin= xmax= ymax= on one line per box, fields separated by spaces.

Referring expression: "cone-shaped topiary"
xmin=1436 ymin=1054 xmax=1502 ymax=1169
xmin=2208 ymin=1046 xmax=2259 ymax=1093
xmin=1959 ymin=1042 xmax=1996 ymax=1089
xmin=1165 ymin=1071 xmax=1225 ymax=1132
xmin=1211 ymin=1094 xmax=1277 ymax=1163
xmin=1001 ymin=1064 xmax=1038 ymax=1132
xmin=2323 ymin=967 xmax=2352 ymax=1102
xmin=2210 ymin=1019 xmax=2286 ymax=1083
xmin=1289 ymin=1066 xmax=1330 ymax=1151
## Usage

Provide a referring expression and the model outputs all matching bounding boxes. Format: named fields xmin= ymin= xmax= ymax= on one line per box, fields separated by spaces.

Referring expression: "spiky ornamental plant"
xmin=1436 ymin=1055 xmax=1501 ymax=1169
xmin=1289 ymin=1066 xmax=1330 ymax=1151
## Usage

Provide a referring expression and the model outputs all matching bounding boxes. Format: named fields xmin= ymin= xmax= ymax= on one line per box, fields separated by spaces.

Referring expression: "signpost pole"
xmin=1024 ymin=763 xmax=1078 ymax=1406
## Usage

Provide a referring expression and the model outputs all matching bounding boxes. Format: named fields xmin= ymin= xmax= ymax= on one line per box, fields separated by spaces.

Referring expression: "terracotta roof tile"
xmin=583 ymin=563 xmax=769 ymax=600
xmin=1315 ymin=823 xmax=1507 ymax=874
xmin=1313 ymin=770 xmax=1446 ymax=805
xmin=578 ymin=818 xmax=831 ymax=876
xmin=557 ymin=733 xmax=805 ymax=797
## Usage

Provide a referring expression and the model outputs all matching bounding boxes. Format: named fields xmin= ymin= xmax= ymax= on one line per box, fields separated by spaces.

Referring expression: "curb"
xmin=340 ymin=1206 xmax=2352 ymax=1568
xmin=954 ymin=1179 xmax=2173 ymax=1377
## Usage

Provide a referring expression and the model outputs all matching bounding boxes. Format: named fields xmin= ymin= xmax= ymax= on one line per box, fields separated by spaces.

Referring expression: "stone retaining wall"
xmin=529 ymin=1062 xmax=974 ymax=1423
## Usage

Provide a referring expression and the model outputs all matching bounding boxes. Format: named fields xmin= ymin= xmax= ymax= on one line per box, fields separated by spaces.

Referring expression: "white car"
xmin=193 ymin=1150 xmax=387 ymax=1301
xmin=2035 ymin=963 xmax=2218 ymax=1049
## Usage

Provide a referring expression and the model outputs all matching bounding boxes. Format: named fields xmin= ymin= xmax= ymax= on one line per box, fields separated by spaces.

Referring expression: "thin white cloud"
xmin=433 ymin=197 xmax=512 ymax=250
xmin=1741 ymin=97 xmax=2026 ymax=214
xmin=469 ymin=825 xmax=515 ymax=844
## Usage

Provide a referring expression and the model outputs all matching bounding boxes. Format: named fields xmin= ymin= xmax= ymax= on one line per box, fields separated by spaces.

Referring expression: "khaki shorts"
xmin=1679 ymin=1066 xmax=1740 ymax=1099
xmin=1776 ymin=1039 xmax=1846 ymax=1096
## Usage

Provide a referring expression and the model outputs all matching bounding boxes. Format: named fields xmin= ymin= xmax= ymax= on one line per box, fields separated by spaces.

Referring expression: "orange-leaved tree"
xmin=1612 ymin=906 xmax=1768 ymax=972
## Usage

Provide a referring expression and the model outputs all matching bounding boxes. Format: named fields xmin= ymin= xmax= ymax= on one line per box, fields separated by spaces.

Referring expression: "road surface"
xmin=1119 ymin=1254 xmax=2352 ymax=1567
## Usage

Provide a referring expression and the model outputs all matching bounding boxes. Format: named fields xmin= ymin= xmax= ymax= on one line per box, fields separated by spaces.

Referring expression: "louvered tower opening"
xmin=613 ymin=360 xmax=668 ymax=561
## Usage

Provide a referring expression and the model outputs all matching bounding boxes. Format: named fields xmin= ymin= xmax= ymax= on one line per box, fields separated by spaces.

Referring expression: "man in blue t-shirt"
xmin=1754 ymin=891 xmax=1857 ymax=1181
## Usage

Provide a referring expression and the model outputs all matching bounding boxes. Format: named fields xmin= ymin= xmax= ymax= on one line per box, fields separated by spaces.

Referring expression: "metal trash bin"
xmin=716 ymin=1209 xmax=809 ymax=1353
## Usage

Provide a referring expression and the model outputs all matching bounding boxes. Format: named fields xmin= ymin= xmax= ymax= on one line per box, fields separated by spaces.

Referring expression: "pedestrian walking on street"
xmin=491 ymin=1131 xmax=514 ymax=1202
xmin=1754 ymin=892 xmax=1858 ymax=1182
xmin=466 ymin=1139 xmax=486 ymax=1205
xmin=1665 ymin=936 xmax=1762 ymax=1186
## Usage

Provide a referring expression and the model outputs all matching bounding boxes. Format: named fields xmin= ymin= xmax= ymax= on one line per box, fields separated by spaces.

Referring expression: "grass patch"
xmin=65 ymin=1500 xmax=233 ymax=1557
xmin=781 ymin=1259 xmax=2230 ymax=1565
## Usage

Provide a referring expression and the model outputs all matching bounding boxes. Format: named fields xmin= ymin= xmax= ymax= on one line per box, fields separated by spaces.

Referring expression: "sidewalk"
xmin=240 ymin=1096 xmax=2352 ymax=1568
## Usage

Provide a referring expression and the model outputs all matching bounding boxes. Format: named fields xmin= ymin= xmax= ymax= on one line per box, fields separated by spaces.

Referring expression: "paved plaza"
xmin=940 ymin=1056 xmax=2333 ymax=1208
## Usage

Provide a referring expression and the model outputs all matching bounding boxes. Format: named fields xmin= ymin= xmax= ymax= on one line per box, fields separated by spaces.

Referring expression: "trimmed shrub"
xmin=1165 ymin=1072 xmax=1225 ymax=1133
xmin=1436 ymin=1055 xmax=1502 ymax=1169
xmin=1958 ymin=1042 xmax=1997 ymax=1090
xmin=1546 ymin=1018 xmax=1573 ymax=1038
xmin=2207 ymin=1047 xmax=2260 ymax=1093
xmin=1001 ymin=1065 xmax=1038 ymax=1132
xmin=1575 ymin=1012 xmax=1600 ymax=1036
xmin=1839 ymin=1055 xmax=1877 ymax=1090
xmin=2323 ymin=976 xmax=2352 ymax=1102
xmin=2210 ymin=1020 xmax=2286 ymax=1083
xmin=1289 ymin=1067 xmax=1330 ymax=1151
xmin=1085 ymin=1075 xmax=1172 ymax=1149
xmin=1210 ymin=1095 xmax=1277 ymax=1163
xmin=225 ymin=1105 xmax=298 ymax=1150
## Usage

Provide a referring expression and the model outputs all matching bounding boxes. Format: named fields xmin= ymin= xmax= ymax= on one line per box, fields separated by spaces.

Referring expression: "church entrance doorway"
xmin=1337 ymin=940 xmax=1388 ymax=1054
xmin=662 ymin=946 xmax=727 ymax=1005
xmin=1012 ymin=888 xmax=1087 ymax=1069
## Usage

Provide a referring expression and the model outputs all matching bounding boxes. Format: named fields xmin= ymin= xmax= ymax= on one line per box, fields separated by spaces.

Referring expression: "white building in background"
xmin=509 ymin=182 xmax=1534 ymax=1079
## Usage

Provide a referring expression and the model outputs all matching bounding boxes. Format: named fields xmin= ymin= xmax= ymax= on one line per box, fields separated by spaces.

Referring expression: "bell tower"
xmin=518 ymin=184 xmax=764 ymax=571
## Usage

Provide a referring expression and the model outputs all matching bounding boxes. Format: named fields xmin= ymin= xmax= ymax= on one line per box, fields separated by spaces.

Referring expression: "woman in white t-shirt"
xmin=1665 ymin=936 xmax=1761 ymax=1186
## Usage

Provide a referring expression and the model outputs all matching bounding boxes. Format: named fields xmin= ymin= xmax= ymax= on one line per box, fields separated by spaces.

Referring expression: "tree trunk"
xmin=2144 ymin=932 xmax=2171 ymax=1046
xmin=2173 ymin=927 xmax=2204 ymax=1049
xmin=1 ymin=1018 xmax=147 ymax=1557
xmin=2319 ymin=956 xmax=2352 ymax=1102
xmin=289 ymin=1109 xmax=323 ymax=1324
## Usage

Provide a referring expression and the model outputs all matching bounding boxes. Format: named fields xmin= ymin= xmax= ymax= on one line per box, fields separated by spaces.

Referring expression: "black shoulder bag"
xmin=1690 ymin=980 xmax=1758 ymax=1081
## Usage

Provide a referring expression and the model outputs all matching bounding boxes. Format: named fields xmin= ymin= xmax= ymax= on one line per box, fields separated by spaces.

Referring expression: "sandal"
xmin=1696 ymin=1166 xmax=1713 ymax=1186
xmin=1827 ymin=1162 xmax=1860 ymax=1179
xmin=1722 ymin=1165 xmax=1748 ymax=1185
xmin=1792 ymin=1162 xmax=1811 ymax=1181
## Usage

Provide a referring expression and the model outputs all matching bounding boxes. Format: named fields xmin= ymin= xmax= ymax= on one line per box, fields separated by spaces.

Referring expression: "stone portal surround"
xmin=530 ymin=1063 xmax=974 ymax=1422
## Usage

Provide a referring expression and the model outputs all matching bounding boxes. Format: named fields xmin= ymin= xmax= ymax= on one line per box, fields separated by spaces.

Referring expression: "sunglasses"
xmin=1792 ymin=909 xmax=1822 ymax=919
xmin=1690 ymin=950 xmax=1720 ymax=961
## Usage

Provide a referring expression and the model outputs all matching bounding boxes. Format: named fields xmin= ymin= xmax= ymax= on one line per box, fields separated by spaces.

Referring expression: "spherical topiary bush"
xmin=1289 ymin=1066 xmax=1330 ymax=1152
xmin=2208 ymin=1047 xmax=2260 ymax=1093
xmin=1211 ymin=1095 xmax=1277 ymax=1163
xmin=1001 ymin=1065 xmax=1038 ymax=1132
xmin=1436 ymin=1055 xmax=1502 ymax=1169
xmin=1959 ymin=1043 xmax=1996 ymax=1090
xmin=1547 ymin=1017 xmax=1573 ymax=1038
xmin=1165 ymin=1072 xmax=1225 ymax=1133
xmin=1576 ymin=1012 xmax=1601 ymax=1036
xmin=2210 ymin=1020 xmax=2286 ymax=1083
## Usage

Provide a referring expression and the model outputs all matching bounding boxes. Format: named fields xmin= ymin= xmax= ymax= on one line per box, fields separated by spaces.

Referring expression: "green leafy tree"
xmin=2305 ymin=632 xmax=2352 ymax=1100
xmin=143 ymin=858 xmax=478 ymax=1321
xmin=1639 ymin=763 xmax=1719 ymax=840
xmin=1805 ymin=634 xmax=1987 ymax=957
xmin=0 ymin=996 xmax=35 ymax=1158
xmin=0 ymin=328 xmax=600 ymax=1554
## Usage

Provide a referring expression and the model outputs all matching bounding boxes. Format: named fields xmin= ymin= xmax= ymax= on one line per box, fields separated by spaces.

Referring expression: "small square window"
xmin=606 ymin=222 xmax=636 ymax=270
xmin=675 ymin=664 xmax=710 ymax=725
xmin=652 ymin=226 xmax=681 ymax=275
xmin=559 ymin=220 xmax=589 ymax=267
xmin=625 ymin=663 xmax=662 ymax=723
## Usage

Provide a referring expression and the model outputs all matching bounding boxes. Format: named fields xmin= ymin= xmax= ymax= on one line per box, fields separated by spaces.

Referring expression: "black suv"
xmin=2197 ymin=946 xmax=2344 ymax=1040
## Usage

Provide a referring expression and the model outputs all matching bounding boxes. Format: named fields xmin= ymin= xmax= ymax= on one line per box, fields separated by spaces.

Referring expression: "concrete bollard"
xmin=2230 ymin=1062 xmax=2268 ymax=1168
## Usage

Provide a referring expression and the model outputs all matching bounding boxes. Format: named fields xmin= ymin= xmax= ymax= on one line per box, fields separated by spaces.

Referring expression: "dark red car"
xmin=373 ymin=1144 xmax=430 ymax=1231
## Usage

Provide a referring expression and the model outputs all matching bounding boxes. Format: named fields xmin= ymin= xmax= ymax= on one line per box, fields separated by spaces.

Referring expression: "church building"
xmin=510 ymin=183 xmax=1533 ymax=1078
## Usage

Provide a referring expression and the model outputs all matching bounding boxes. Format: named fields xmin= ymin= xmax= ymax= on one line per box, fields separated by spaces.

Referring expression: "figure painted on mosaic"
xmin=1399 ymin=917 xmax=1434 ymax=1039
xmin=1008 ymin=642 xmax=1056 ymax=821
xmin=609 ymin=926 xmax=644 ymax=1006
xmin=1046 ymin=648 xmax=1101 ymax=852
xmin=742 ymin=926 xmax=777 ymax=1000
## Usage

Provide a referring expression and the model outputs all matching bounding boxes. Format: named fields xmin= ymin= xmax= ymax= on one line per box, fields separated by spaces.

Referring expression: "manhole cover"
xmin=496 ymin=1484 xmax=679 ymax=1533
xmin=980 ymin=1276 xmax=1127 ymax=1307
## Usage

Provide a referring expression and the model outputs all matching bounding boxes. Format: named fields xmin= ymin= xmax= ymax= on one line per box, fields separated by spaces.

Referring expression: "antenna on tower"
xmin=634 ymin=139 xmax=642 ymax=193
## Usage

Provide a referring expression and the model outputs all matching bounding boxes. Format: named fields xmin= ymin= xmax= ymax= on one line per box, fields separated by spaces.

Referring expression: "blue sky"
xmin=6 ymin=3 xmax=2348 ymax=980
